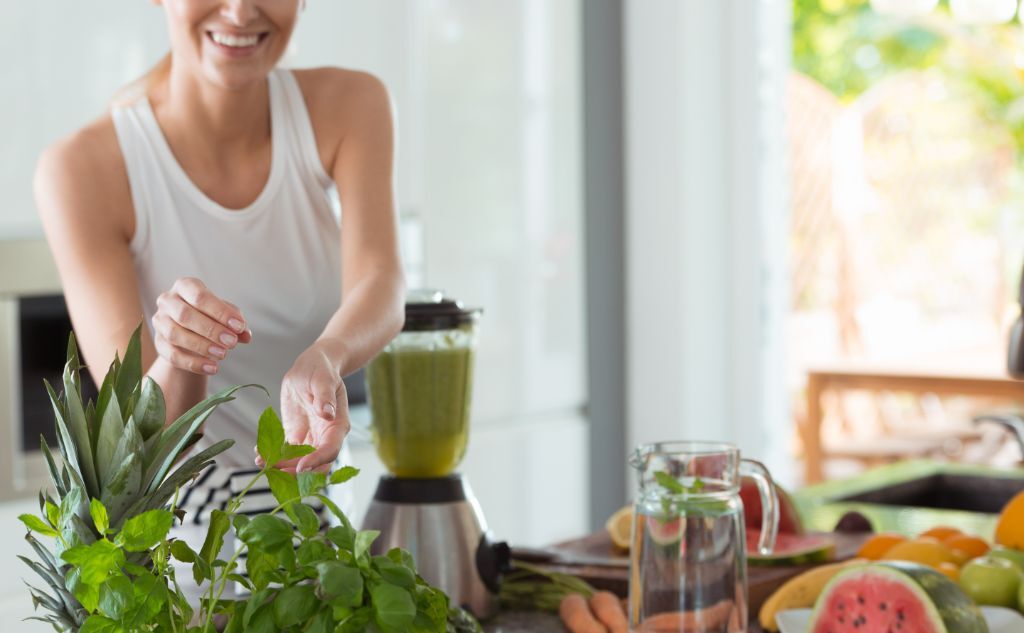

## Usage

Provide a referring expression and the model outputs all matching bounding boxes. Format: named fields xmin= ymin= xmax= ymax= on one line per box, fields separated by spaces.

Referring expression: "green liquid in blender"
xmin=366 ymin=346 xmax=474 ymax=477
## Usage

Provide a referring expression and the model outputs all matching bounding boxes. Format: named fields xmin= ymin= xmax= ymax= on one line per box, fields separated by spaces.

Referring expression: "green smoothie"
xmin=366 ymin=344 xmax=474 ymax=477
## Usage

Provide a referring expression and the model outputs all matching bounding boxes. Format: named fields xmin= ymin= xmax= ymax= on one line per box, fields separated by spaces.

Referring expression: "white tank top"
xmin=111 ymin=68 xmax=343 ymax=468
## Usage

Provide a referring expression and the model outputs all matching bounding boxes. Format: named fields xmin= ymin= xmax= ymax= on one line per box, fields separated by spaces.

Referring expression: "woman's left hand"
xmin=268 ymin=340 xmax=351 ymax=473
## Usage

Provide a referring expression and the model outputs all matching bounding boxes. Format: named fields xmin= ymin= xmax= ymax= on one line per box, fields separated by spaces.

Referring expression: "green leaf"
xmin=335 ymin=607 xmax=372 ymax=633
xmin=62 ymin=540 xmax=126 ymax=586
xmin=199 ymin=509 xmax=230 ymax=564
xmin=246 ymin=549 xmax=280 ymax=591
xmin=354 ymin=530 xmax=379 ymax=562
xmin=273 ymin=584 xmax=319 ymax=628
xmin=169 ymin=540 xmax=196 ymax=563
xmin=316 ymin=561 xmax=363 ymax=606
xmin=285 ymin=502 xmax=321 ymax=538
xmin=124 ymin=572 xmax=167 ymax=627
xmin=371 ymin=583 xmax=416 ymax=632
xmin=297 ymin=539 xmax=333 ymax=567
xmin=39 ymin=436 xmax=66 ymax=498
xmin=246 ymin=603 xmax=278 ymax=633
xmin=256 ymin=407 xmax=284 ymax=466
xmin=94 ymin=390 xmax=125 ymax=488
xmin=116 ymin=509 xmax=174 ymax=552
xmin=66 ymin=567 xmax=101 ymax=612
xmin=237 ymin=514 xmax=293 ymax=550
xmin=305 ymin=609 xmax=334 ymax=633
xmin=79 ymin=614 xmax=121 ymax=633
xmin=89 ymin=499 xmax=109 ymax=535
xmin=298 ymin=471 xmax=327 ymax=498
xmin=133 ymin=377 xmax=166 ymax=440
xmin=386 ymin=547 xmax=416 ymax=571
xmin=416 ymin=585 xmax=449 ymax=630
xmin=97 ymin=574 xmax=133 ymax=620
xmin=44 ymin=501 xmax=60 ymax=530
xmin=327 ymin=525 xmax=356 ymax=551
xmin=317 ymin=494 xmax=353 ymax=529
xmin=329 ymin=466 xmax=360 ymax=486
xmin=100 ymin=454 xmax=142 ymax=528
xmin=280 ymin=443 xmax=315 ymax=461
xmin=58 ymin=485 xmax=84 ymax=530
xmin=373 ymin=555 xmax=416 ymax=589
xmin=654 ymin=471 xmax=686 ymax=494
xmin=265 ymin=468 xmax=299 ymax=507
xmin=19 ymin=514 xmax=58 ymax=538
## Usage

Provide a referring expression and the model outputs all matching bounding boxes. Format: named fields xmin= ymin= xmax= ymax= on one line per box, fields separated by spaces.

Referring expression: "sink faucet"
xmin=973 ymin=414 xmax=1024 ymax=461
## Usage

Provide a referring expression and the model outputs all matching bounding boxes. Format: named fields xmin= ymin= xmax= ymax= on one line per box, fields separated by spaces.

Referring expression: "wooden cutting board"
xmin=511 ymin=530 xmax=870 ymax=628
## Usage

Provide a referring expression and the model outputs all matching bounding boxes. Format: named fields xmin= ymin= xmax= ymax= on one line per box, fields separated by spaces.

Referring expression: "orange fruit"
xmin=920 ymin=526 xmax=962 ymax=541
xmin=943 ymin=534 xmax=990 ymax=561
xmin=881 ymin=538 xmax=959 ymax=569
xmin=857 ymin=533 xmax=908 ymax=560
xmin=605 ymin=506 xmax=633 ymax=550
xmin=937 ymin=561 xmax=960 ymax=581
xmin=995 ymin=491 xmax=1024 ymax=550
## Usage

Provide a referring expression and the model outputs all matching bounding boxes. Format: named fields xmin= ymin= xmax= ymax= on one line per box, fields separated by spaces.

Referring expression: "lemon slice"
xmin=605 ymin=505 xmax=633 ymax=550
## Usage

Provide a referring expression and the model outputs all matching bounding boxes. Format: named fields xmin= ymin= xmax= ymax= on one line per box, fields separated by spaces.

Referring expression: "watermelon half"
xmin=809 ymin=561 xmax=988 ymax=633
xmin=747 ymin=529 xmax=836 ymax=566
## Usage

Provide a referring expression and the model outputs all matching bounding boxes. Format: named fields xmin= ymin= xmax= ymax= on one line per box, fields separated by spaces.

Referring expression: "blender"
xmin=361 ymin=290 xmax=507 ymax=618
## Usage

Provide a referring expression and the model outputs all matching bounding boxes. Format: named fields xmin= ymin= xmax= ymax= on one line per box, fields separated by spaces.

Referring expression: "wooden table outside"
xmin=801 ymin=366 xmax=1024 ymax=485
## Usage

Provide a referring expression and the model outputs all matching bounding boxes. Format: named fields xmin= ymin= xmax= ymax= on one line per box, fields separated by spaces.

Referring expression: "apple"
xmin=989 ymin=545 xmax=1024 ymax=573
xmin=959 ymin=556 xmax=1024 ymax=608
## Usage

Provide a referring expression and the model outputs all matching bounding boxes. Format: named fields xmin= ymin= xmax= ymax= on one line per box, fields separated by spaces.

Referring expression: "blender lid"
xmin=403 ymin=289 xmax=481 ymax=331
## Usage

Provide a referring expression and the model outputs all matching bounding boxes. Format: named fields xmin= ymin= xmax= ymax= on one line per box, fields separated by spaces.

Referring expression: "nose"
xmin=220 ymin=0 xmax=259 ymax=27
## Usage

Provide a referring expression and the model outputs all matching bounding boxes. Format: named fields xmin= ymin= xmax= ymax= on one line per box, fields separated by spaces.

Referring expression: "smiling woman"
xmin=32 ymin=0 xmax=405 ymax=600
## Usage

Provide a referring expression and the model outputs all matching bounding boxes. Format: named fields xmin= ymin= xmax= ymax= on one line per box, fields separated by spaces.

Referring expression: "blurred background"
xmin=2 ymin=0 xmax=1024 ymax=623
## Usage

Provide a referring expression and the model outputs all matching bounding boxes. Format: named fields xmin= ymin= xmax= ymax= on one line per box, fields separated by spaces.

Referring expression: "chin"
xmin=203 ymin=65 xmax=273 ymax=91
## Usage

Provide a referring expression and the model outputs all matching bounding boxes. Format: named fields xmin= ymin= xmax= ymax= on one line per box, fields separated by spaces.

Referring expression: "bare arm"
xmin=277 ymin=71 xmax=404 ymax=472
xmin=34 ymin=123 xmax=239 ymax=424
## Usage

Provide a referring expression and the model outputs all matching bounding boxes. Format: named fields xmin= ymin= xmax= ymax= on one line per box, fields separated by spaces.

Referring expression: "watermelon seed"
xmin=857 ymin=594 xmax=865 ymax=605
xmin=880 ymin=602 xmax=887 ymax=611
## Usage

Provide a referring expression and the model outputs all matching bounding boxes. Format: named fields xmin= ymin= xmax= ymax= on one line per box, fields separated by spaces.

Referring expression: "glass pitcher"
xmin=627 ymin=442 xmax=779 ymax=633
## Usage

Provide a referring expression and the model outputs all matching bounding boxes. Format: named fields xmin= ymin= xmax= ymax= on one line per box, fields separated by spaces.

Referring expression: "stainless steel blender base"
xmin=361 ymin=476 xmax=503 ymax=619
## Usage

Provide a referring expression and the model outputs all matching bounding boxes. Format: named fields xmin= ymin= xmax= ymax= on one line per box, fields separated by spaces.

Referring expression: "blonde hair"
xmin=111 ymin=52 xmax=171 ymax=107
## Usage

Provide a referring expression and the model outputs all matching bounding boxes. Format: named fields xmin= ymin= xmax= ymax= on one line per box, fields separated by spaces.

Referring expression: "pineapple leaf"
xmin=62 ymin=360 xmax=99 ymax=497
xmin=129 ymin=439 xmax=234 ymax=519
xmin=39 ymin=436 xmax=66 ymax=498
xmin=102 ymin=454 xmax=142 ymax=529
xmin=94 ymin=390 xmax=124 ymax=489
xmin=44 ymin=380 xmax=81 ymax=489
xmin=93 ymin=364 xmax=116 ymax=449
xmin=114 ymin=325 xmax=143 ymax=411
xmin=106 ymin=416 xmax=143 ymax=492
xmin=143 ymin=384 xmax=259 ymax=493
xmin=133 ymin=377 xmax=166 ymax=441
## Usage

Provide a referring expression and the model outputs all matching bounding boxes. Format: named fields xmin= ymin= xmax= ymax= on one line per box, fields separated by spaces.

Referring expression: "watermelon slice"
xmin=740 ymin=476 xmax=805 ymax=534
xmin=747 ymin=529 xmax=836 ymax=567
xmin=809 ymin=561 xmax=988 ymax=633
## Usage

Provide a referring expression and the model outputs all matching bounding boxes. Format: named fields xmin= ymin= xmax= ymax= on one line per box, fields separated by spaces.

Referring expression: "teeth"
xmin=210 ymin=32 xmax=260 ymax=48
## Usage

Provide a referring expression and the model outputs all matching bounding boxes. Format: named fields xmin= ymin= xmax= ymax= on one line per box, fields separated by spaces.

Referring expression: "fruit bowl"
xmin=775 ymin=606 xmax=1024 ymax=633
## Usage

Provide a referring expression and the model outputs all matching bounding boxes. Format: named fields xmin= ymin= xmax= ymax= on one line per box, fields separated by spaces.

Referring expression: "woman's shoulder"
xmin=290 ymin=66 xmax=390 ymax=109
xmin=34 ymin=113 xmax=133 ymax=237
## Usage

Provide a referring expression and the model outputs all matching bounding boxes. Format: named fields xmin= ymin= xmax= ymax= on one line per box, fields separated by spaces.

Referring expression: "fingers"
xmin=297 ymin=416 xmax=348 ymax=473
xmin=152 ymin=277 xmax=251 ymax=375
xmin=309 ymin=373 xmax=339 ymax=421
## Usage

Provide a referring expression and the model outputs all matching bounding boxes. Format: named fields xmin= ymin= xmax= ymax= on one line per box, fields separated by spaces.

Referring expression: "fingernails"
xmin=220 ymin=332 xmax=238 ymax=346
xmin=202 ymin=363 xmax=217 ymax=375
xmin=228 ymin=318 xmax=245 ymax=333
xmin=209 ymin=345 xmax=227 ymax=359
xmin=323 ymin=403 xmax=336 ymax=419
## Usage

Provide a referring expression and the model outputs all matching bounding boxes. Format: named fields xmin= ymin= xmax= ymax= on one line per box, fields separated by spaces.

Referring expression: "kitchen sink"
xmin=835 ymin=473 xmax=1024 ymax=514
xmin=793 ymin=460 xmax=1024 ymax=535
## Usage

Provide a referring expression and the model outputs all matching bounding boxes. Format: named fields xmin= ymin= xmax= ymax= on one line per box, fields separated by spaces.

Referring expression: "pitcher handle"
xmin=740 ymin=458 xmax=779 ymax=556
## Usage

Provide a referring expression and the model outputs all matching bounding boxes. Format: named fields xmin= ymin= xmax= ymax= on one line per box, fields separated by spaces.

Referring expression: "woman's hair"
xmin=110 ymin=52 xmax=171 ymax=107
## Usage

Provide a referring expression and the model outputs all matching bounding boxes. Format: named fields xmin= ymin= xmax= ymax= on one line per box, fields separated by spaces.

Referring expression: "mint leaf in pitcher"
xmin=654 ymin=471 xmax=685 ymax=494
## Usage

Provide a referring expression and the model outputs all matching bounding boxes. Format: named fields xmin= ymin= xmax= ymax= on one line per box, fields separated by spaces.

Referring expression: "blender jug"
xmin=628 ymin=442 xmax=779 ymax=632
xmin=365 ymin=289 xmax=480 ymax=476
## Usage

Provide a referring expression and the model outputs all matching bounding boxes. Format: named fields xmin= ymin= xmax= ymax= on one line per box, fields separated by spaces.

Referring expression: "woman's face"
xmin=158 ymin=0 xmax=301 ymax=90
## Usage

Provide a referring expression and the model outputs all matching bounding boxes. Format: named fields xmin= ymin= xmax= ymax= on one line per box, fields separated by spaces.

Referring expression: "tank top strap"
xmin=271 ymin=68 xmax=334 ymax=190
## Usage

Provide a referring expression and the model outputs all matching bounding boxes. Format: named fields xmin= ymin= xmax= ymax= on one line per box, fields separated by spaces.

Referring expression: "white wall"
xmin=623 ymin=0 xmax=793 ymax=486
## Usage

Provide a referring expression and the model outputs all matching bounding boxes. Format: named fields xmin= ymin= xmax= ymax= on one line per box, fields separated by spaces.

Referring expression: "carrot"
xmin=589 ymin=591 xmax=628 ymax=633
xmin=635 ymin=600 xmax=736 ymax=632
xmin=559 ymin=593 xmax=608 ymax=633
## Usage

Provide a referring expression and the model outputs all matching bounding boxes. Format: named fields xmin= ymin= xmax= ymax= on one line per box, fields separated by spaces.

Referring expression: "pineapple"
xmin=21 ymin=326 xmax=250 ymax=631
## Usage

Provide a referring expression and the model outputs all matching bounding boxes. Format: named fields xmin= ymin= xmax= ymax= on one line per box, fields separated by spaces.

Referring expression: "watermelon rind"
xmin=809 ymin=561 xmax=989 ymax=633
xmin=748 ymin=532 xmax=837 ymax=567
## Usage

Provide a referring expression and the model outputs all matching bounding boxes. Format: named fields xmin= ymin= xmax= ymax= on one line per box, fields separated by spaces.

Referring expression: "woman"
xmin=33 ymin=0 xmax=404 ymax=541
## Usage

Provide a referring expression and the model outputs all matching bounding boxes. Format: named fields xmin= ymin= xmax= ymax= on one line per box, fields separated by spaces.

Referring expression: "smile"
xmin=207 ymin=31 xmax=268 ymax=50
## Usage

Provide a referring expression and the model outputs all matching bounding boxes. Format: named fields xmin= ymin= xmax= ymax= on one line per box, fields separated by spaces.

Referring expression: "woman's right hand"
xmin=152 ymin=277 xmax=252 ymax=375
